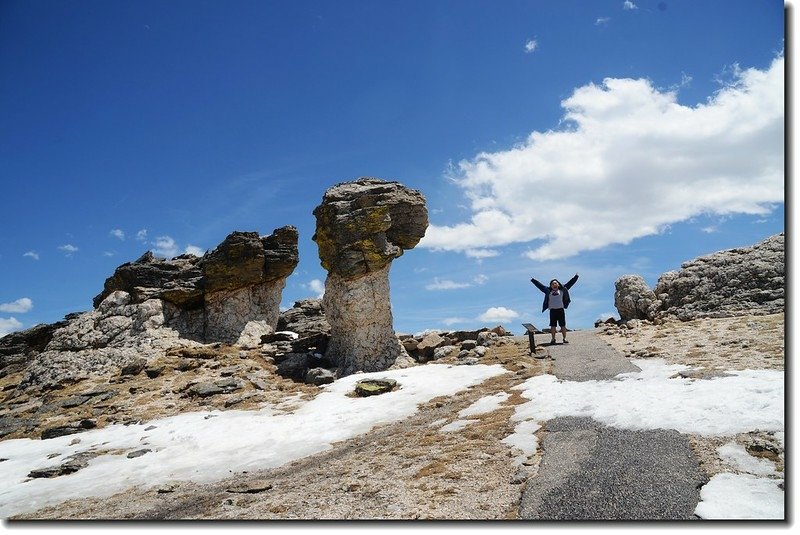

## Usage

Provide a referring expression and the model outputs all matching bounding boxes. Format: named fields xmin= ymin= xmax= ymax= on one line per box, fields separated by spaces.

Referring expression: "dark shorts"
xmin=549 ymin=308 xmax=566 ymax=327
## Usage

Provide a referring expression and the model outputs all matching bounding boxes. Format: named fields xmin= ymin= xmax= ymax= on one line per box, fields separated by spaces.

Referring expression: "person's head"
xmin=550 ymin=279 xmax=560 ymax=290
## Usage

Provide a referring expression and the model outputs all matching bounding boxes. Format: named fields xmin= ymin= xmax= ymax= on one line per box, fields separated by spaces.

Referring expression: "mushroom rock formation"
xmin=92 ymin=226 xmax=299 ymax=345
xmin=202 ymin=227 xmax=299 ymax=345
xmin=313 ymin=178 xmax=428 ymax=375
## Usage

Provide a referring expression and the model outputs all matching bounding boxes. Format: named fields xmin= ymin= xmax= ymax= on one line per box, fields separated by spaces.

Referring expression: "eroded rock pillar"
xmin=313 ymin=178 xmax=428 ymax=375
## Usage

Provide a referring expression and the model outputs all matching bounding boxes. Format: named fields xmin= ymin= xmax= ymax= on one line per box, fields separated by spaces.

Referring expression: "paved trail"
xmin=518 ymin=330 xmax=707 ymax=520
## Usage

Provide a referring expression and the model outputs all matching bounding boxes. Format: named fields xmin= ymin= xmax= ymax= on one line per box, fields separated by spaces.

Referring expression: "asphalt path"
xmin=518 ymin=330 xmax=708 ymax=520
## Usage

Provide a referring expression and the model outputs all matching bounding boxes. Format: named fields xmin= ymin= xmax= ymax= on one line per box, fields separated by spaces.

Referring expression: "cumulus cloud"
xmin=136 ymin=229 xmax=148 ymax=242
xmin=307 ymin=279 xmax=325 ymax=298
xmin=23 ymin=251 xmax=39 ymax=260
xmin=623 ymin=0 xmax=638 ymax=9
xmin=478 ymin=306 xmax=520 ymax=323
xmin=425 ymin=278 xmax=472 ymax=291
xmin=185 ymin=245 xmax=205 ymax=256
xmin=524 ymin=39 xmax=538 ymax=53
xmin=0 ymin=298 xmax=33 ymax=313
xmin=0 ymin=317 xmax=23 ymax=337
xmin=151 ymin=236 xmax=178 ymax=258
xmin=110 ymin=229 xmax=125 ymax=240
xmin=420 ymin=55 xmax=784 ymax=261
xmin=58 ymin=244 xmax=78 ymax=256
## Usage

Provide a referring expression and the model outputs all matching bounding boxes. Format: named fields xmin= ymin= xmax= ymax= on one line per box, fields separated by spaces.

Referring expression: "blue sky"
xmin=0 ymin=0 xmax=786 ymax=336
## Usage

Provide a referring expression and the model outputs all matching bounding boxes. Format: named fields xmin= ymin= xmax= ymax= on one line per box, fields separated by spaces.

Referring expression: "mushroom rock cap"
xmin=202 ymin=226 xmax=299 ymax=293
xmin=312 ymin=178 xmax=428 ymax=279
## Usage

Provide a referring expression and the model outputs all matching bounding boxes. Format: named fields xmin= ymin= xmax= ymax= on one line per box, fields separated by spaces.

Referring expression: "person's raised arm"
xmin=531 ymin=277 xmax=547 ymax=293
xmin=564 ymin=273 xmax=579 ymax=289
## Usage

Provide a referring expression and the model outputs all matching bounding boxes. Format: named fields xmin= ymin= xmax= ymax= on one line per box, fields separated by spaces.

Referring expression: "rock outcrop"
xmin=614 ymin=233 xmax=784 ymax=322
xmin=614 ymin=275 xmax=658 ymax=321
xmin=19 ymin=291 xmax=205 ymax=390
xmin=12 ymin=227 xmax=299 ymax=390
xmin=312 ymin=178 xmax=428 ymax=375
xmin=94 ymin=227 xmax=299 ymax=345
xmin=653 ymin=233 xmax=784 ymax=320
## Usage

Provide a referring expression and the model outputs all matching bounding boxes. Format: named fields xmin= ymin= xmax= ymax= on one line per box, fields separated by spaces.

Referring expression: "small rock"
xmin=247 ymin=376 xmax=269 ymax=391
xmin=458 ymin=357 xmax=479 ymax=366
xmin=433 ymin=345 xmax=457 ymax=360
xmin=127 ymin=449 xmax=152 ymax=459
xmin=144 ymin=425 xmax=157 ymax=431
xmin=121 ymin=358 xmax=148 ymax=376
xmin=189 ymin=383 xmax=224 ymax=398
xmin=305 ymin=367 xmax=335 ymax=386
xmin=460 ymin=340 xmax=477 ymax=351
xmin=473 ymin=346 xmax=487 ymax=358
xmin=224 ymin=393 xmax=258 ymax=408
xmin=144 ymin=366 xmax=164 ymax=379
xmin=354 ymin=379 xmax=398 ymax=397
xmin=226 ymin=481 xmax=273 ymax=494
xmin=156 ymin=482 xmax=180 ymax=493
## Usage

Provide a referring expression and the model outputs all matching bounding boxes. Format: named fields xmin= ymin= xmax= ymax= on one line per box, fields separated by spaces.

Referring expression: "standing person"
xmin=531 ymin=274 xmax=579 ymax=344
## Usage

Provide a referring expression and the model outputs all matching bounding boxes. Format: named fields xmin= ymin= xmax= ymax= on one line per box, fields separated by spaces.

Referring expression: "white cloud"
xmin=420 ymin=55 xmax=784 ymax=261
xmin=425 ymin=278 xmax=472 ymax=291
xmin=23 ymin=251 xmax=39 ymax=260
xmin=0 ymin=298 xmax=33 ymax=313
xmin=307 ymin=279 xmax=325 ymax=298
xmin=110 ymin=229 xmax=125 ymax=240
xmin=58 ymin=244 xmax=78 ymax=256
xmin=473 ymin=274 xmax=489 ymax=285
xmin=465 ymin=248 xmax=500 ymax=259
xmin=477 ymin=306 xmax=520 ymax=323
xmin=136 ymin=229 xmax=148 ymax=242
xmin=442 ymin=317 xmax=470 ymax=326
xmin=0 ymin=317 xmax=23 ymax=337
xmin=151 ymin=236 xmax=178 ymax=258
xmin=701 ymin=226 xmax=719 ymax=234
xmin=185 ymin=245 xmax=205 ymax=256
xmin=103 ymin=251 xmax=115 ymax=257
xmin=595 ymin=17 xmax=611 ymax=26
xmin=623 ymin=0 xmax=638 ymax=9
xmin=524 ymin=39 xmax=538 ymax=53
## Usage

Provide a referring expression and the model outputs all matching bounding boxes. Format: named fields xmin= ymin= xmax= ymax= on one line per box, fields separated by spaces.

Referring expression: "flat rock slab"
xmin=544 ymin=329 xmax=640 ymax=381
xmin=520 ymin=417 xmax=707 ymax=520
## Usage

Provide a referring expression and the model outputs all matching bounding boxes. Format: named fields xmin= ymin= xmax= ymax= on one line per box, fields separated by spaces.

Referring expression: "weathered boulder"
xmin=277 ymin=299 xmax=330 ymax=354
xmin=614 ymin=275 xmax=658 ymax=321
xmin=313 ymin=178 xmax=428 ymax=376
xmin=277 ymin=299 xmax=330 ymax=338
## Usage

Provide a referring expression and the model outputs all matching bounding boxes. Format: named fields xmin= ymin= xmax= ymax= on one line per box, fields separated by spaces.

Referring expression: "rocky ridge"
xmin=613 ymin=233 xmax=784 ymax=322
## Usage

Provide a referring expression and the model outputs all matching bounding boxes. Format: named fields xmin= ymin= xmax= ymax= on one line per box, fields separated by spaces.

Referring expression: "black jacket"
xmin=531 ymin=274 xmax=579 ymax=312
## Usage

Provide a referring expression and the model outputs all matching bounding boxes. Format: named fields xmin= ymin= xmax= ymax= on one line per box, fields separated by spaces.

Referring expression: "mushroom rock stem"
xmin=323 ymin=265 xmax=405 ymax=375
